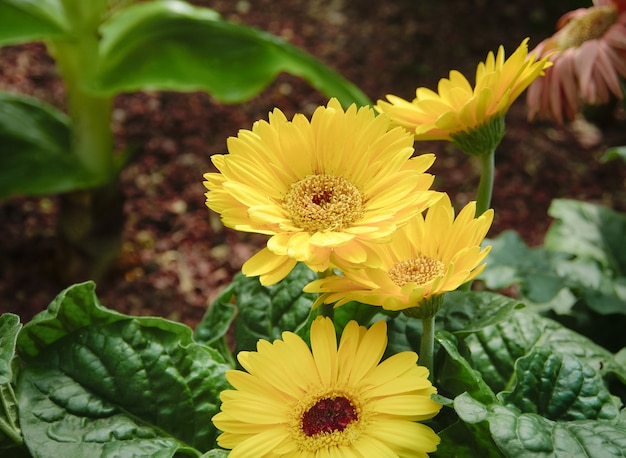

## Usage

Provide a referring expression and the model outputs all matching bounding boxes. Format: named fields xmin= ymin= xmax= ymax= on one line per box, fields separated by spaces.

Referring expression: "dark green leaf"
xmin=0 ymin=91 xmax=100 ymax=199
xmin=0 ymin=314 xmax=22 ymax=448
xmin=95 ymin=1 xmax=371 ymax=106
xmin=382 ymin=312 xmax=422 ymax=356
xmin=436 ymin=331 xmax=497 ymax=404
xmin=231 ymin=263 xmax=317 ymax=353
xmin=0 ymin=0 xmax=67 ymax=45
xmin=438 ymin=291 xmax=524 ymax=336
xmin=194 ymin=282 xmax=237 ymax=364
xmin=454 ymin=393 xmax=626 ymax=457
xmin=546 ymin=199 xmax=626 ymax=275
xmin=464 ymin=309 xmax=615 ymax=393
xmin=16 ymin=283 xmax=231 ymax=455
xmin=435 ymin=420 xmax=504 ymax=458
xmin=499 ymin=346 xmax=621 ymax=421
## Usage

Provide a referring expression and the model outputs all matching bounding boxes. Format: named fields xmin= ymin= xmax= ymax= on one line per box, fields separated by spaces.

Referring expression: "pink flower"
xmin=526 ymin=0 xmax=626 ymax=123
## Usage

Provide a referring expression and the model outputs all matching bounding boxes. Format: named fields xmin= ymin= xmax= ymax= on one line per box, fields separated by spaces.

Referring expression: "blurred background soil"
xmin=1 ymin=0 xmax=625 ymax=325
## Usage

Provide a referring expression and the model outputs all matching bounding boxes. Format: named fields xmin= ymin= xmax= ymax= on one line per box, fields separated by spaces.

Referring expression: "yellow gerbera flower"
xmin=204 ymin=98 xmax=438 ymax=285
xmin=376 ymin=38 xmax=551 ymax=153
xmin=213 ymin=316 xmax=442 ymax=457
xmin=305 ymin=194 xmax=493 ymax=314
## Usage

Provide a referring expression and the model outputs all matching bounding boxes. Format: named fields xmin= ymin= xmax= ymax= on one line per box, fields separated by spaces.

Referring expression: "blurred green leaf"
xmin=499 ymin=346 xmax=621 ymax=421
xmin=95 ymin=1 xmax=371 ymax=106
xmin=0 ymin=314 xmax=22 ymax=449
xmin=479 ymin=230 xmax=566 ymax=303
xmin=454 ymin=393 xmax=626 ymax=457
xmin=546 ymin=199 xmax=626 ymax=275
xmin=17 ymin=282 xmax=230 ymax=456
xmin=0 ymin=91 xmax=102 ymax=199
xmin=437 ymin=291 xmax=524 ymax=336
xmin=200 ymin=450 xmax=229 ymax=458
xmin=225 ymin=263 xmax=317 ymax=353
xmin=600 ymin=146 xmax=626 ymax=164
xmin=0 ymin=0 xmax=67 ymax=45
xmin=435 ymin=420 xmax=503 ymax=458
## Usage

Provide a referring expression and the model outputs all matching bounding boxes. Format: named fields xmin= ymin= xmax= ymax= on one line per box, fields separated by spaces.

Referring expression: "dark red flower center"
xmin=301 ymin=396 xmax=358 ymax=436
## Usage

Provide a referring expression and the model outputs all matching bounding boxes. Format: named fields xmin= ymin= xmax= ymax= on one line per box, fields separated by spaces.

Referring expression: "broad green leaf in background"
xmin=0 ymin=0 xmax=67 ymax=45
xmin=478 ymin=230 xmax=567 ymax=304
xmin=463 ymin=309 xmax=616 ymax=393
xmin=0 ymin=314 xmax=23 ymax=449
xmin=454 ymin=393 xmax=626 ymax=457
xmin=546 ymin=199 xmax=626 ymax=275
xmin=437 ymin=291 xmax=524 ymax=336
xmin=499 ymin=346 xmax=621 ymax=422
xmin=16 ymin=282 xmax=231 ymax=456
xmin=95 ymin=1 xmax=371 ymax=106
xmin=0 ymin=91 xmax=102 ymax=199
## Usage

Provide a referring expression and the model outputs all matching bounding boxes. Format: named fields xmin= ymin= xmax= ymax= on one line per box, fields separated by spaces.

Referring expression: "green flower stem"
xmin=475 ymin=149 xmax=495 ymax=217
xmin=420 ymin=315 xmax=436 ymax=381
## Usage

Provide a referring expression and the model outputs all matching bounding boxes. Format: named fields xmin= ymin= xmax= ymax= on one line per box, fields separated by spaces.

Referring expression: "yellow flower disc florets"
xmin=387 ymin=256 xmax=445 ymax=287
xmin=284 ymin=174 xmax=365 ymax=232
xmin=289 ymin=387 xmax=368 ymax=452
xmin=557 ymin=6 xmax=618 ymax=49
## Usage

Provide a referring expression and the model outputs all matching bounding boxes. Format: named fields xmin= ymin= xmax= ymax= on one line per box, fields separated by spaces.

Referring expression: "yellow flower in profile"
xmin=212 ymin=316 xmax=442 ymax=457
xmin=376 ymin=39 xmax=551 ymax=154
xmin=204 ymin=98 xmax=438 ymax=285
xmin=526 ymin=0 xmax=626 ymax=123
xmin=305 ymin=194 xmax=493 ymax=314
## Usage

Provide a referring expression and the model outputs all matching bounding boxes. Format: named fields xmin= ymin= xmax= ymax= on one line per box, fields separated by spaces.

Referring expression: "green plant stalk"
xmin=48 ymin=36 xmax=114 ymax=182
xmin=475 ymin=149 xmax=495 ymax=217
xmin=317 ymin=268 xmax=335 ymax=321
xmin=420 ymin=315 xmax=435 ymax=381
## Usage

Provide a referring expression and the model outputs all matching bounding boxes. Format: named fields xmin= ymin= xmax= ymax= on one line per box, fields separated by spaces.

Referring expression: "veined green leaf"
xmin=0 ymin=314 xmax=23 ymax=448
xmin=194 ymin=282 xmax=237 ymax=364
xmin=16 ymin=282 xmax=230 ymax=455
xmin=499 ymin=346 xmax=621 ymax=421
xmin=230 ymin=263 xmax=317 ymax=353
xmin=0 ymin=0 xmax=67 ymax=45
xmin=0 ymin=91 xmax=101 ymax=199
xmin=454 ymin=393 xmax=626 ymax=457
xmin=464 ymin=309 xmax=615 ymax=393
xmin=436 ymin=331 xmax=497 ymax=404
xmin=95 ymin=0 xmax=371 ymax=106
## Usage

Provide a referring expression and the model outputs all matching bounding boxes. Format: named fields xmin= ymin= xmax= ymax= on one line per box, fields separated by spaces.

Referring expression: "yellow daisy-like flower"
xmin=305 ymin=194 xmax=493 ymax=314
xmin=212 ymin=316 xmax=442 ymax=457
xmin=376 ymin=38 xmax=551 ymax=153
xmin=204 ymin=98 xmax=438 ymax=285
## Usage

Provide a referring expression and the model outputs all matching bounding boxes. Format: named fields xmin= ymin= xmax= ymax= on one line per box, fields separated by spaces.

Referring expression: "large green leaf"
xmin=499 ymin=346 xmax=621 ymax=421
xmin=0 ymin=0 xmax=67 ymax=45
xmin=16 ymin=282 xmax=231 ymax=456
xmin=0 ymin=91 xmax=101 ymax=199
xmin=454 ymin=393 xmax=626 ymax=457
xmin=0 ymin=314 xmax=22 ymax=449
xmin=464 ymin=309 xmax=616 ymax=393
xmin=95 ymin=1 xmax=371 ymax=106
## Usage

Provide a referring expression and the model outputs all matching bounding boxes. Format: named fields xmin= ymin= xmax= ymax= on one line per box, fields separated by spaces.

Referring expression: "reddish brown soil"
xmin=1 ymin=0 xmax=625 ymax=325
